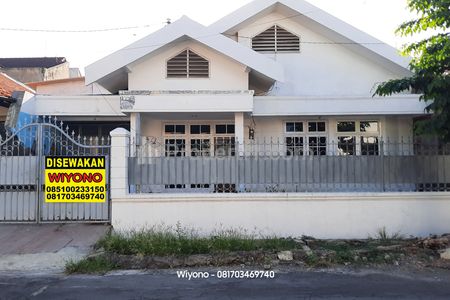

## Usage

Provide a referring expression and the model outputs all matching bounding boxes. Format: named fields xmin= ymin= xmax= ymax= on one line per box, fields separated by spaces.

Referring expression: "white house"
xmin=9 ymin=0 xmax=450 ymax=238
xmin=83 ymin=0 xmax=426 ymax=159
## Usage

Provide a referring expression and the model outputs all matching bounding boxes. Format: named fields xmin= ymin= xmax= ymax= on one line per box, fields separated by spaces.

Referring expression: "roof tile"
xmin=0 ymin=73 xmax=35 ymax=98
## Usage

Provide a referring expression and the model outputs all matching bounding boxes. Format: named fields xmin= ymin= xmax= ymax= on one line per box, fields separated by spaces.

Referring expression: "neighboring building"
xmin=25 ymin=77 xmax=122 ymax=138
xmin=26 ymin=77 xmax=110 ymax=96
xmin=69 ymin=68 xmax=82 ymax=78
xmin=0 ymin=73 xmax=35 ymax=135
xmin=0 ymin=57 xmax=70 ymax=83
xmin=25 ymin=0 xmax=428 ymax=156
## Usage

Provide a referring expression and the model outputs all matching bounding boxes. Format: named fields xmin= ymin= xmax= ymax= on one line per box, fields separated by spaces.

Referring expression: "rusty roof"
xmin=0 ymin=73 xmax=35 ymax=98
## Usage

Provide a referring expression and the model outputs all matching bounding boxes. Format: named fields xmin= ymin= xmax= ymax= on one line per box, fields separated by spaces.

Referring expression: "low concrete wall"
xmin=111 ymin=192 xmax=450 ymax=239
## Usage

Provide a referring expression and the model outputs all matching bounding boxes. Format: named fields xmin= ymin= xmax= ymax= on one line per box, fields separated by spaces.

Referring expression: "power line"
xmin=0 ymin=10 xmax=388 ymax=48
xmin=0 ymin=24 xmax=160 ymax=33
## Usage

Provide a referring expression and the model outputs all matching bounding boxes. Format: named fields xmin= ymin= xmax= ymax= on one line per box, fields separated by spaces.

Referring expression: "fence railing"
xmin=129 ymin=138 xmax=450 ymax=194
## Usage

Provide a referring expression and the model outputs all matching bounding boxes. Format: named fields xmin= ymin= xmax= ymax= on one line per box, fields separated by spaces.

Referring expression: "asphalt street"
xmin=1 ymin=269 xmax=450 ymax=299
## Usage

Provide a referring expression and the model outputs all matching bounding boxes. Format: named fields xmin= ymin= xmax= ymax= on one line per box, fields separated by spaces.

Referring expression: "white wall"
xmin=128 ymin=41 xmax=249 ymax=91
xmin=22 ymin=95 xmax=124 ymax=117
xmin=35 ymin=80 xmax=110 ymax=96
xmin=238 ymin=12 xmax=405 ymax=97
xmin=112 ymin=193 xmax=450 ymax=239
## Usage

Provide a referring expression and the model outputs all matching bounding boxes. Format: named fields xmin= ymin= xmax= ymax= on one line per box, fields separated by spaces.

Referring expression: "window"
xmin=360 ymin=121 xmax=379 ymax=133
xmin=215 ymin=124 xmax=235 ymax=135
xmin=337 ymin=121 xmax=356 ymax=132
xmin=286 ymin=122 xmax=303 ymax=133
xmin=167 ymin=49 xmax=209 ymax=78
xmin=252 ymin=25 xmax=300 ymax=53
xmin=308 ymin=136 xmax=327 ymax=156
xmin=308 ymin=122 xmax=327 ymax=155
xmin=338 ymin=136 xmax=356 ymax=156
xmin=286 ymin=136 xmax=304 ymax=156
xmin=284 ymin=121 xmax=327 ymax=156
xmin=190 ymin=125 xmax=210 ymax=135
xmin=165 ymin=139 xmax=186 ymax=157
xmin=361 ymin=137 xmax=379 ymax=156
xmin=191 ymin=139 xmax=211 ymax=157
xmin=165 ymin=124 xmax=185 ymax=135
xmin=214 ymin=137 xmax=235 ymax=157
xmin=308 ymin=122 xmax=326 ymax=133
xmin=337 ymin=121 xmax=380 ymax=155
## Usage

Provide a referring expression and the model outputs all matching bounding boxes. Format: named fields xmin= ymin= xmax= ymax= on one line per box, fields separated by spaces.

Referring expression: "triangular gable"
xmin=85 ymin=16 xmax=284 ymax=90
xmin=210 ymin=0 xmax=411 ymax=72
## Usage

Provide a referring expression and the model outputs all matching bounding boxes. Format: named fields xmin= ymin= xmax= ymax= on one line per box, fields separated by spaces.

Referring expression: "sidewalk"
xmin=0 ymin=224 xmax=110 ymax=272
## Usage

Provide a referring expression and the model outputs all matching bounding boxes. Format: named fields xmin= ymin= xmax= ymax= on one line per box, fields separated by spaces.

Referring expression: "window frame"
xmin=284 ymin=120 xmax=328 ymax=156
xmin=336 ymin=120 xmax=381 ymax=156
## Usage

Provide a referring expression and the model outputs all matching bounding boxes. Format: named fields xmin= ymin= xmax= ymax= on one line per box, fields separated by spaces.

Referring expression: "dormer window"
xmin=167 ymin=49 xmax=209 ymax=78
xmin=252 ymin=25 xmax=300 ymax=53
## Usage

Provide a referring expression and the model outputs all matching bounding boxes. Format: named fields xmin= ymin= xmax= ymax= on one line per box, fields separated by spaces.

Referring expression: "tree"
xmin=375 ymin=0 xmax=450 ymax=140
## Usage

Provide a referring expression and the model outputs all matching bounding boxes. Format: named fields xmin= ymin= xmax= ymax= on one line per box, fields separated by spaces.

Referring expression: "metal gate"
xmin=0 ymin=116 xmax=110 ymax=223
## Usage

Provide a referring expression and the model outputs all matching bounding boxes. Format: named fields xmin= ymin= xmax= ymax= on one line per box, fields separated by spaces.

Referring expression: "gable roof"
xmin=0 ymin=57 xmax=67 ymax=69
xmin=210 ymin=0 xmax=411 ymax=72
xmin=0 ymin=72 xmax=35 ymax=98
xmin=85 ymin=16 xmax=284 ymax=90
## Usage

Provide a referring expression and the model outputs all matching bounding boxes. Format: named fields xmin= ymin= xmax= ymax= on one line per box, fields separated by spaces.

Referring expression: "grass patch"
xmin=65 ymin=256 xmax=118 ymax=274
xmin=96 ymin=225 xmax=298 ymax=256
xmin=373 ymin=227 xmax=404 ymax=241
xmin=312 ymin=239 xmax=407 ymax=265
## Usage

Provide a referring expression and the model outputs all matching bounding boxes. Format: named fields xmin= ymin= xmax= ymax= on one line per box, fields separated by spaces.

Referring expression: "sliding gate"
xmin=0 ymin=117 xmax=110 ymax=223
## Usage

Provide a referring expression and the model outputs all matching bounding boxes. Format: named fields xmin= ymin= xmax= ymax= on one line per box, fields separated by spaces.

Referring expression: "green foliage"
xmin=374 ymin=227 xmax=404 ymax=241
xmin=375 ymin=0 xmax=450 ymax=140
xmin=65 ymin=256 xmax=118 ymax=274
xmin=96 ymin=225 xmax=298 ymax=256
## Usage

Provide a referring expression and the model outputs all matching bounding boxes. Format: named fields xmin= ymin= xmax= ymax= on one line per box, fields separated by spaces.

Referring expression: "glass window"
xmin=165 ymin=139 xmax=186 ymax=157
xmin=190 ymin=125 xmax=210 ymax=135
xmin=190 ymin=139 xmax=211 ymax=157
xmin=286 ymin=122 xmax=303 ymax=133
xmin=360 ymin=121 xmax=379 ymax=133
xmin=361 ymin=137 xmax=379 ymax=156
xmin=308 ymin=136 xmax=327 ymax=156
xmin=165 ymin=125 xmax=185 ymax=134
xmin=337 ymin=121 xmax=356 ymax=132
xmin=286 ymin=136 xmax=304 ymax=156
xmin=227 ymin=125 xmax=235 ymax=134
xmin=338 ymin=136 xmax=356 ymax=156
xmin=214 ymin=137 xmax=235 ymax=157
xmin=215 ymin=124 xmax=235 ymax=134
xmin=308 ymin=122 xmax=326 ymax=132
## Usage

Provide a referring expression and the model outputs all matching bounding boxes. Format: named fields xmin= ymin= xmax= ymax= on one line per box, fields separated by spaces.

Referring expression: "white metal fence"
xmin=129 ymin=138 xmax=450 ymax=193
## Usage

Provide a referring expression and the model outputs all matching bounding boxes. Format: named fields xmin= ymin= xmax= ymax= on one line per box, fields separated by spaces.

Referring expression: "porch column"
xmin=235 ymin=112 xmax=245 ymax=155
xmin=130 ymin=112 xmax=141 ymax=157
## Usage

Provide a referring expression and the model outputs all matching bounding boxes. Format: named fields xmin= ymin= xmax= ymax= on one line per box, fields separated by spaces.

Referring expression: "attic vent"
xmin=252 ymin=25 xmax=300 ymax=53
xmin=167 ymin=49 xmax=209 ymax=78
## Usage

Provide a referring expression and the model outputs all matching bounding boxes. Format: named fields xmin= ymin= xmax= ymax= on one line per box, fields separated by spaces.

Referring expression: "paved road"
xmin=1 ymin=269 xmax=450 ymax=299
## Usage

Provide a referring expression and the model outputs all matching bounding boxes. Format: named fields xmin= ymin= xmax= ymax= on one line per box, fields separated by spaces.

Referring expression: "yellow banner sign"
xmin=45 ymin=156 xmax=107 ymax=203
